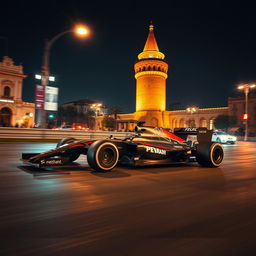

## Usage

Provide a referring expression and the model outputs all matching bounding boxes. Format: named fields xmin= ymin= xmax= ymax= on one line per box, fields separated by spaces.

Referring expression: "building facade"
xmin=62 ymin=99 xmax=107 ymax=116
xmin=228 ymin=96 xmax=256 ymax=136
xmin=0 ymin=56 xmax=34 ymax=127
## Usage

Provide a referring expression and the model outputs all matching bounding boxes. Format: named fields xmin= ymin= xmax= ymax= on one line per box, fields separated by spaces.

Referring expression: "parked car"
xmin=212 ymin=131 xmax=237 ymax=144
xmin=53 ymin=123 xmax=89 ymax=131
xmin=72 ymin=123 xmax=89 ymax=131
xmin=52 ymin=125 xmax=72 ymax=130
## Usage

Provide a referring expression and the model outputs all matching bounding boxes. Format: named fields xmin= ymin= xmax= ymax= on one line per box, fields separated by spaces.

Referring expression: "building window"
xmin=200 ymin=118 xmax=207 ymax=128
xmin=179 ymin=119 xmax=185 ymax=128
xmin=4 ymin=86 xmax=10 ymax=97
xmin=209 ymin=119 xmax=214 ymax=130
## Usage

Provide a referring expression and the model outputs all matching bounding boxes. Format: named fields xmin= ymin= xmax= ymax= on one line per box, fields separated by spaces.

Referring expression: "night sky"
xmin=1 ymin=3 xmax=256 ymax=113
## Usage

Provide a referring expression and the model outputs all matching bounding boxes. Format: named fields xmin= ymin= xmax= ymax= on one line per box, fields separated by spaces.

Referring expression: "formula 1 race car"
xmin=21 ymin=122 xmax=224 ymax=172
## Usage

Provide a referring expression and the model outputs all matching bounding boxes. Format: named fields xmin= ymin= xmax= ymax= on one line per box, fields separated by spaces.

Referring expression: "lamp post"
xmin=237 ymin=83 xmax=256 ymax=141
xmin=91 ymin=103 xmax=102 ymax=130
xmin=186 ymin=107 xmax=197 ymax=127
xmin=35 ymin=25 xmax=90 ymax=128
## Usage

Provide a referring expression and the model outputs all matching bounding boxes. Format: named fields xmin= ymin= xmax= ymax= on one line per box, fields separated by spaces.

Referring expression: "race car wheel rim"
xmin=96 ymin=143 xmax=119 ymax=170
xmin=102 ymin=148 xmax=115 ymax=166
xmin=211 ymin=144 xmax=224 ymax=166
xmin=213 ymin=147 xmax=222 ymax=163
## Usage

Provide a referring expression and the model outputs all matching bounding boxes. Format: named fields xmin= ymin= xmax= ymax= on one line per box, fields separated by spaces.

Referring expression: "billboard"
xmin=35 ymin=84 xmax=45 ymax=110
xmin=45 ymin=86 xmax=58 ymax=111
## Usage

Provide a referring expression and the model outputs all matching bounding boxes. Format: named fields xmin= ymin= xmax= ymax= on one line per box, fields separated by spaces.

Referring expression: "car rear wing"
xmin=174 ymin=128 xmax=213 ymax=143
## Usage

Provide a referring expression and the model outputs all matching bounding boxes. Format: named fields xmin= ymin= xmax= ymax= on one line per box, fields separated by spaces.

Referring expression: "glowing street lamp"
xmin=74 ymin=25 xmax=90 ymax=37
xmin=186 ymin=107 xmax=197 ymax=114
xmin=90 ymin=103 xmax=103 ymax=130
xmin=35 ymin=24 xmax=90 ymax=128
xmin=186 ymin=107 xmax=198 ymax=127
xmin=237 ymin=83 xmax=256 ymax=141
xmin=91 ymin=103 xmax=102 ymax=116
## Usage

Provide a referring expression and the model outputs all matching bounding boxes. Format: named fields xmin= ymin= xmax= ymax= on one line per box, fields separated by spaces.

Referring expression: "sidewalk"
xmin=237 ymin=136 xmax=256 ymax=142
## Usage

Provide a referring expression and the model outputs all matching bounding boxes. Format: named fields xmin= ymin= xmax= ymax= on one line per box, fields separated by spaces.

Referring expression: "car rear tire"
xmin=87 ymin=140 xmax=119 ymax=172
xmin=56 ymin=137 xmax=80 ymax=162
xmin=196 ymin=142 xmax=224 ymax=168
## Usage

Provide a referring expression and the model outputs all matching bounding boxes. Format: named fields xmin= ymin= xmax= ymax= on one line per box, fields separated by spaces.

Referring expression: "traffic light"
xmin=48 ymin=114 xmax=55 ymax=119
xmin=242 ymin=113 xmax=248 ymax=122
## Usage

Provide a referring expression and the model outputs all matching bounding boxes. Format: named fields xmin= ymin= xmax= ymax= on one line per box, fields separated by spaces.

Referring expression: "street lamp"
xmin=36 ymin=24 xmax=90 ymax=128
xmin=237 ymin=83 xmax=256 ymax=141
xmin=91 ymin=103 xmax=102 ymax=117
xmin=90 ymin=103 xmax=102 ymax=130
xmin=186 ymin=107 xmax=197 ymax=127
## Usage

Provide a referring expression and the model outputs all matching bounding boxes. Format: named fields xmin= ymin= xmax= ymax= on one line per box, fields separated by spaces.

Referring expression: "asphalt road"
xmin=0 ymin=141 xmax=256 ymax=256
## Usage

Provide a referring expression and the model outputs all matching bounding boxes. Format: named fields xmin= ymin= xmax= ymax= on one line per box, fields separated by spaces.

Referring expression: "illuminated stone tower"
xmin=134 ymin=24 xmax=168 ymax=126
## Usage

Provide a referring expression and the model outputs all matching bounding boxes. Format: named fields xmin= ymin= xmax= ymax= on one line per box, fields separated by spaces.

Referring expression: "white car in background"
xmin=212 ymin=131 xmax=237 ymax=144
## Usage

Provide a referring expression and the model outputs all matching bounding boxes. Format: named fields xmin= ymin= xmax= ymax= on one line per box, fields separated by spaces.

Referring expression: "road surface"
xmin=0 ymin=141 xmax=256 ymax=256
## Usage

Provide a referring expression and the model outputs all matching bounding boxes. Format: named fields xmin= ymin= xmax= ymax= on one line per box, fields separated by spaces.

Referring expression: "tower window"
xmin=153 ymin=66 xmax=156 ymax=71
xmin=4 ymin=86 xmax=10 ymax=97
xmin=142 ymin=66 xmax=146 ymax=71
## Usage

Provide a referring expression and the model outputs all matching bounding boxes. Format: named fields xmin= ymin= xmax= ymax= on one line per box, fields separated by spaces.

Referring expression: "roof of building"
xmin=62 ymin=99 xmax=103 ymax=106
xmin=143 ymin=23 xmax=159 ymax=52
xmin=0 ymin=56 xmax=26 ymax=78
xmin=138 ymin=23 xmax=165 ymax=60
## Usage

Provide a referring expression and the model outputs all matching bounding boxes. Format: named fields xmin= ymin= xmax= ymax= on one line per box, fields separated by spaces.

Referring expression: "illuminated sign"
xmin=45 ymin=86 xmax=58 ymax=111
xmin=242 ymin=113 xmax=249 ymax=121
xmin=0 ymin=99 xmax=14 ymax=103
xmin=35 ymin=84 xmax=44 ymax=110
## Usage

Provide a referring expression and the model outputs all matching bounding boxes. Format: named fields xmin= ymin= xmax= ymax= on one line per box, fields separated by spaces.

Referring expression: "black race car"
xmin=21 ymin=122 xmax=224 ymax=172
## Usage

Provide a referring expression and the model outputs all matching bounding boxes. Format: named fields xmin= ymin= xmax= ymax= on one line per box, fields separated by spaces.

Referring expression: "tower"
xmin=134 ymin=23 xmax=168 ymax=126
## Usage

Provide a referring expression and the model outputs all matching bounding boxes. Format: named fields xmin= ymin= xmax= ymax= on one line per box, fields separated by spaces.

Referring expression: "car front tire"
xmin=87 ymin=140 xmax=119 ymax=172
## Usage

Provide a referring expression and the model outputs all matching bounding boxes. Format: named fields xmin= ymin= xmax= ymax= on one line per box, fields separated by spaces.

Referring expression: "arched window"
xmin=151 ymin=117 xmax=158 ymax=127
xmin=187 ymin=119 xmax=196 ymax=127
xmin=148 ymin=66 xmax=151 ymax=71
xmin=179 ymin=119 xmax=185 ymax=128
xmin=158 ymin=67 xmax=161 ymax=71
xmin=0 ymin=107 xmax=12 ymax=127
xmin=142 ymin=66 xmax=146 ymax=71
xmin=200 ymin=118 xmax=207 ymax=128
xmin=153 ymin=66 xmax=156 ymax=71
xmin=4 ymin=86 xmax=10 ymax=97
xmin=209 ymin=118 xmax=215 ymax=130
xmin=172 ymin=119 xmax=177 ymax=129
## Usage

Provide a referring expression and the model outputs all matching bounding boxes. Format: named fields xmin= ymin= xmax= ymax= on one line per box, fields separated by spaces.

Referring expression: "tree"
xmin=186 ymin=118 xmax=196 ymax=127
xmin=214 ymin=115 xmax=237 ymax=132
xmin=101 ymin=116 xmax=115 ymax=130
xmin=57 ymin=106 xmax=77 ymax=125
xmin=109 ymin=106 xmax=122 ymax=120
xmin=84 ymin=110 xmax=95 ymax=129
xmin=57 ymin=106 xmax=95 ymax=128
